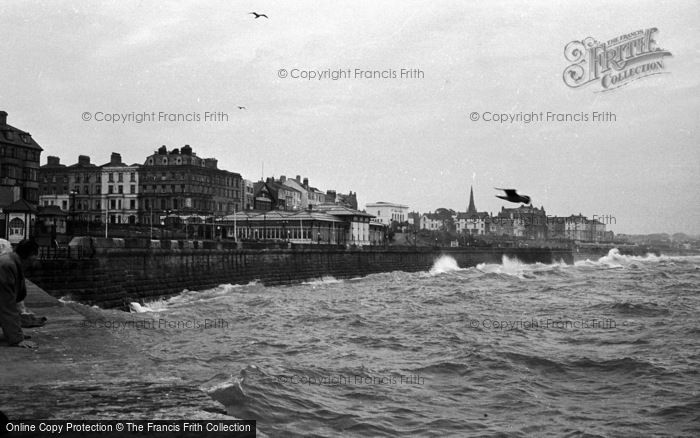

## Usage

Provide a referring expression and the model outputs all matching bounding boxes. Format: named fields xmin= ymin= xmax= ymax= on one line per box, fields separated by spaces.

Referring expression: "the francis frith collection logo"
xmin=563 ymin=28 xmax=672 ymax=92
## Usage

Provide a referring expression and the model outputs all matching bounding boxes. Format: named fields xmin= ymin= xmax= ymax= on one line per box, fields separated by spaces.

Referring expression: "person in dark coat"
xmin=0 ymin=239 xmax=39 ymax=348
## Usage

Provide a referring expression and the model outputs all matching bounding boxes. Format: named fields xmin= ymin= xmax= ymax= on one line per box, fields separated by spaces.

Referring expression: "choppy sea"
xmin=39 ymin=250 xmax=700 ymax=436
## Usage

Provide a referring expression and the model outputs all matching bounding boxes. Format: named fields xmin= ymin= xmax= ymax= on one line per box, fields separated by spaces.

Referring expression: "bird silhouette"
xmin=237 ymin=106 xmax=246 ymax=110
xmin=495 ymin=188 xmax=531 ymax=205
xmin=249 ymin=12 xmax=268 ymax=19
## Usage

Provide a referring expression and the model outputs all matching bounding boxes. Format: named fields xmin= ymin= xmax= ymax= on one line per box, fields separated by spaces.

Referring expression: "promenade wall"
xmin=28 ymin=239 xmax=573 ymax=309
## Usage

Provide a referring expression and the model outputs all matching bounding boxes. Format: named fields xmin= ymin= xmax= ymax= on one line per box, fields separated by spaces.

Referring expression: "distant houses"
xmin=417 ymin=186 xmax=614 ymax=243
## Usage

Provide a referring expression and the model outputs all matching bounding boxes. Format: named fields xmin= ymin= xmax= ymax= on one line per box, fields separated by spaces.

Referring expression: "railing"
xmin=38 ymin=245 xmax=87 ymax=260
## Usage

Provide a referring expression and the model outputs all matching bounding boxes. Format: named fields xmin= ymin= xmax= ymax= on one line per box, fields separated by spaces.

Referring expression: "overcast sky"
xmin=1 ymin=0 xmax=698 ymax=234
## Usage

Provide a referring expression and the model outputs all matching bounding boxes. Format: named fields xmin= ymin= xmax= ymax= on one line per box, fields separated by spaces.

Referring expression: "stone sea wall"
xmin=28 ymin=240 xmax=573 ymax=309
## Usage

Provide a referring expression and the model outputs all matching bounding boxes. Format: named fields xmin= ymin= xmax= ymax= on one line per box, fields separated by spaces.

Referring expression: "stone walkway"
xmin=0 ymin=281 xmax=228 ymax=420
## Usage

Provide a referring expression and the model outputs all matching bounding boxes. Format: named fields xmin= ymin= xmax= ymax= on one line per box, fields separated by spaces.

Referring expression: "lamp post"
xmin=210 ymin=209 xmax=215 ymax=240
xmin=233 ymin=206 xmax=237 ymax=242
xmin=104 ymin=194 xmax=109 ymax=239
xmin=164 ymin=209 xmax=172 ymax=239
xmin=69 ymin=190 xmax=77 ymax=235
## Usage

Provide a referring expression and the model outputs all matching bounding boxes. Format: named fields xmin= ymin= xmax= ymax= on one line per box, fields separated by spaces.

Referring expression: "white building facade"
xmin=365 ymin=202 xmax=409 ymax=226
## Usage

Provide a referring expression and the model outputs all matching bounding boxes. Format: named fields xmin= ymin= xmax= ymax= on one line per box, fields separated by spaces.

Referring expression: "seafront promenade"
xmin=0 ymin=281 xmax=228 ymax=420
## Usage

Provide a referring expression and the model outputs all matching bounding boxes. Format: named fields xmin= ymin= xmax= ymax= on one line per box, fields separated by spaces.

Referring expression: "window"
xmin=110 ymin=200 xmax=116 ymax=209
xmin=118 ymin=173 xmax=123 ymax=182
xmin=130 ymin=172 xmax=135 ymax=182
xmin=108 ymin=185 xmax=113 ymax=194
xmin=9 ymin=218 xmax=24 ymax=236
xmin=130 ymin=200 xmax=136 ymax=209
xmin=108 ymin=173 xmax=114 ymax=182
xmin=118 ymin=185 xmax=123 ymax=194
xmin=130 ymin=185 xmax=135 ymax=194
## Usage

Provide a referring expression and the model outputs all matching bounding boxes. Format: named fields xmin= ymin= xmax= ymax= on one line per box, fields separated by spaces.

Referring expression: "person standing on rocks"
xmin=0 ymin=239 xmax=39 ymax=348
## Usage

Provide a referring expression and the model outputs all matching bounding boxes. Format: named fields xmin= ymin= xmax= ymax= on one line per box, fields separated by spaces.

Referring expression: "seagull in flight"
xmin=237 ymin=106 xmax=246 ymax=110
xmin=495 ymin=188 xmax=531 ymax=205
xmin=249 ymin=12 xmax=268 ymax=19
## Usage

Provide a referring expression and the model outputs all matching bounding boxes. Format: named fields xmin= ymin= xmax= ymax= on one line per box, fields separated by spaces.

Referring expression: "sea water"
xmin=17 ymin=250 xmax=700 ymax=436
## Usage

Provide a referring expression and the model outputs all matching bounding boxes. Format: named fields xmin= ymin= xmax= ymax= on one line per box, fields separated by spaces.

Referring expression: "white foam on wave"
xmin=477 ymin=255 xmax=527 ymax=276
xmin=429 ymin=255 xmax=463 ymax=275
xmin=476 ymin=255 xmax=568 ymax=278
xmin=129 ymin=299 xmax=168 ymax=313
xmin=130 ymin=281 xmax=262 ymax=312
xmin=302 ymin=276 xmax=343 ymax=286
xmin=575 ymin=248 xmax=669 ymax=268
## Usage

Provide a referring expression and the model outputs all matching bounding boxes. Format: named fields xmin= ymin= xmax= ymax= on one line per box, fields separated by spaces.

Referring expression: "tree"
xmin=434 ymin=208 xmax=456 ymax=232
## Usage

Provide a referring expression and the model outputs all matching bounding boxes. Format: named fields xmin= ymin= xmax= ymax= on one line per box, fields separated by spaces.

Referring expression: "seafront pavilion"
xmin=218 ymin=208 xmax=386 ymax=246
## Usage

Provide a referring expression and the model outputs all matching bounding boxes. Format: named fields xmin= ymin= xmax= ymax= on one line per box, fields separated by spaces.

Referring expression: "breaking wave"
xmin=429 ymin=255 xmax=463 ymax=275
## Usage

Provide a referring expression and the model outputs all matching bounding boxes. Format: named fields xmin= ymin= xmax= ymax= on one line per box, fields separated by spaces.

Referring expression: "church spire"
xmin=467 ymin=185 xmax=477 ymax=214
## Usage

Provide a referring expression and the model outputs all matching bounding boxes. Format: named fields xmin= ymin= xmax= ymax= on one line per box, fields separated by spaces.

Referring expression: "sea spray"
xmin=429 ymin=255 xmax=462 ymax=275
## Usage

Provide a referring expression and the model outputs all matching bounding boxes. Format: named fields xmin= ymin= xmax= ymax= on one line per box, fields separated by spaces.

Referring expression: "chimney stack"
xmin=0 ymin=111 xmax=7 ymax=125
xmin=280 ymin=175 xmax=286 ymax=182
xmin=110 ymin=152 xmax=121 ymax=164
xmin=78 ymin=155 xmax=91 ymax=165
xmin=303 ymin=177 xmax=309 ymax=188
xmin=296 ymin=175 xmax=301 ymax=183
xmin=47 ymin=156 xmax=60 ymax=166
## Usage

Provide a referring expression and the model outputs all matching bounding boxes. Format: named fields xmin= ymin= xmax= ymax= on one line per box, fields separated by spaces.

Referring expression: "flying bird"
xmin=249 ymin=12 xmax=268 ymax=19
xmin=237 ymin=106 xmax=246 ymax=110
xmin=495 ymin=188 xmax=531 ymax=205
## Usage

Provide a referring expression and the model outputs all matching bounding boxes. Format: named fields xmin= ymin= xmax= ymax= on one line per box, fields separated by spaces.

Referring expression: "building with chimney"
xmin=0 ymin=111 xmax=42 ymax=228
xmin=494 ymin=205 xmax=548 ymax=240
xmin=253 ymin=177 xmax=302 ymax=211
xmin=280 ymin=175 xmax=326 ymax=209
xmin=101 ymin=152 xmax=140 ymax=224
xmin=39 ymin=154 xmax=104 ymax=224
xmin=325 ymin=190 xmax=358 ymax=210
xmin=564 ymin=214 xmax=588 ymax=241
xmin=139 ymin=145 xmax=243 ymax=223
